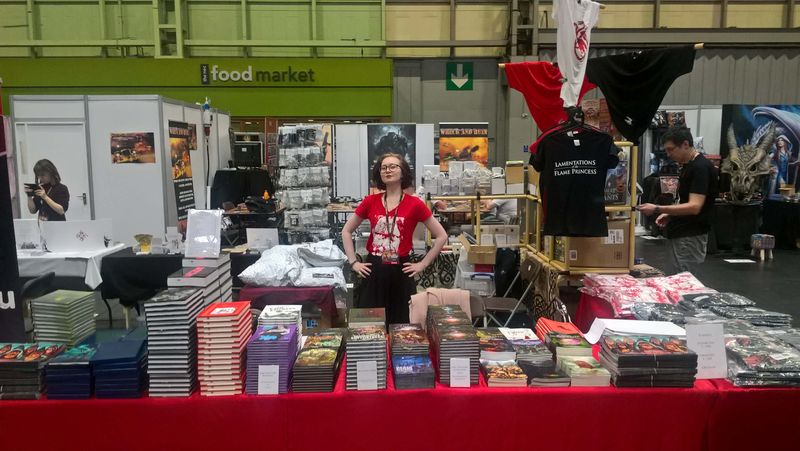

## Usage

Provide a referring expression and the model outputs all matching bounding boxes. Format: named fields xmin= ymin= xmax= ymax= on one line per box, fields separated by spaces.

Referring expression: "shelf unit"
xmin=427 ymin=141 xmax=638 ymax=277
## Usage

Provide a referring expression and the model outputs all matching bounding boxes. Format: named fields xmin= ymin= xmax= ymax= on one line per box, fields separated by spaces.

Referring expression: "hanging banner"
xmin=0 ymin=115 xmax=25 ymax=341
xmin=438 ymin=123 xmax=489 ymax=171
xmin=169 ymin=120 xmax=196 ymax=221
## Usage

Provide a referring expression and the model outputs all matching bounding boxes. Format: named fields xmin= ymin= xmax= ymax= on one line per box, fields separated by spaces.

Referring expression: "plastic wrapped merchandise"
xmin=184 ymin=209 xmax=223 ymax=258
xmin=238 ymin=245 xmax=305 ymax=287
xmin=295 ymin=266 xmax=347 ymax=290
xmin=297 ymin=239 xmax=347 ymax=267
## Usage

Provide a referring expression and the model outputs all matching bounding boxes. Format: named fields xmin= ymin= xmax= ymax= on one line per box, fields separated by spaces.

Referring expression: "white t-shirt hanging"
xmin=553 ymin=0 xmax=600 ymax=107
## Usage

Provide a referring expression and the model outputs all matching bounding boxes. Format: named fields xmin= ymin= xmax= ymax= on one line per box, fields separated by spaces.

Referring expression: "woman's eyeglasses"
xmin=380 ymin=163 xmax=401 ymax=172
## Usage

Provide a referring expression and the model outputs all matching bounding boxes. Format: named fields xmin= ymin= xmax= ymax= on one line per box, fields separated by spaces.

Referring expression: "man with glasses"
xmin=638 ymin=127 xmax=719 ymax=275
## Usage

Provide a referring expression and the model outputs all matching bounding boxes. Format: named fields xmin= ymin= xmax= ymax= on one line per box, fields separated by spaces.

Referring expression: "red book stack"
xmin=196 ymin=301 xmax=252 ymax=396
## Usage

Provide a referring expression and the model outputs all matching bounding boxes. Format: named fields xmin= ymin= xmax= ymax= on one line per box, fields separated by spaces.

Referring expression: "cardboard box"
xmin=506 ymin=183 xmax=524 ymax=195
xmin=528 ymin=167 xmax=540 ymax=196
xmin=565 ymin=219 xmax=630 ymax=268
xmin=458 ymin=233 xmax=496 ymax=265
xmin=505 ymin=161 xmax=525 ymax=184
xmin=492 ymin=177 xmax=506 ymax=194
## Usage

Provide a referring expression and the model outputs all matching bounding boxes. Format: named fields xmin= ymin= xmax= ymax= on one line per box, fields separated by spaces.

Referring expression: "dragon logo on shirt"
xmin=574 ymin=21 xmax=588 ymax=61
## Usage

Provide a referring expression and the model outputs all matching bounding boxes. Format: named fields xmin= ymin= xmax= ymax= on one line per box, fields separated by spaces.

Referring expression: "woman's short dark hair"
xmin=372 ymin=153 xmax=413 ymax=190
xmin=33 ymin=159 xmax=61 ymax=185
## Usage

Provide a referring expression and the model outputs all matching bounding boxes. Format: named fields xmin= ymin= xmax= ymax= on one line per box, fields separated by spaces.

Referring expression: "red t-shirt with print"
xmin=354 ymin=193 xmax=432 ymax=258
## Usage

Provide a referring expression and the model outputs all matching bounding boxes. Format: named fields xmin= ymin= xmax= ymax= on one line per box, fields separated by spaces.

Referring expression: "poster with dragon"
xmin=720 ymin=105 xmax=800 ymax=199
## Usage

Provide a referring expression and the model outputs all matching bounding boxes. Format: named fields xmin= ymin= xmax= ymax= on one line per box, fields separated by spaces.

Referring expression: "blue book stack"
xmin=91 ymin=339 xmax=147 ymax=399
xmin=45 ymin=344 xmax=97 ymax=399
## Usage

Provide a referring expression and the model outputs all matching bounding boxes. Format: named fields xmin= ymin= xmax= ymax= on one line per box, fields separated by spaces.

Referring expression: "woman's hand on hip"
xmin=352 ymin=262 xmax=372 ymax=278
xmin=402 ymin=261 xmax=427 ymax=278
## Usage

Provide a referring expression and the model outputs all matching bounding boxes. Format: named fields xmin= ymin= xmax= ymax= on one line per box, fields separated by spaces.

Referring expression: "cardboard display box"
xmin=505 ymin=161 xmax=525 ymax=184
xmin=564 ymin=219 xmax=630 ymax=268
xmin=458 ymin=233 xmax=496 ymax=265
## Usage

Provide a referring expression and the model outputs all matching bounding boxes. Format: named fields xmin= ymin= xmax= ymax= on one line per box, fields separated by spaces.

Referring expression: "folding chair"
xmin=481 ymin=260 xmax=541 ymax=327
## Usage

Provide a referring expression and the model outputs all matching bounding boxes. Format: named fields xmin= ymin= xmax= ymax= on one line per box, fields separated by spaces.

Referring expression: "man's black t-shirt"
xmin=666 ymin=154 xmax=718 ymax=239
xmin=532 ymin=128 xmax=620 ymax=237
xmin=33 ymin=183 xmax=69 ymax=221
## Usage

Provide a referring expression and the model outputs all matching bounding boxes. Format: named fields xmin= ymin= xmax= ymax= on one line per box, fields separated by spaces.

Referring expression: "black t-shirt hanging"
xmin=666 ymin=153 xmax=719 ymax=239
xmin=532 ymin=127 xmax=620 ymax=237
xmin=586 ymin=45 xmax=696 ymax=142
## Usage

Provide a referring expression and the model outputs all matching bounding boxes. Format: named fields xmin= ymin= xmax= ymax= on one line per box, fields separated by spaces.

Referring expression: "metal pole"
xmin=654 ymin=0 xmax=662 ymax=29
xmin=450 ymin=0 xmax=456 ymax=58
xmin=720 ymin=0 xmax=728 ymax=28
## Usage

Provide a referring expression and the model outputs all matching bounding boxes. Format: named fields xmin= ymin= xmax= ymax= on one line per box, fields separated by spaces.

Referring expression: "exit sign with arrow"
xmin=446 ymin=62 xmax=473 ymax=91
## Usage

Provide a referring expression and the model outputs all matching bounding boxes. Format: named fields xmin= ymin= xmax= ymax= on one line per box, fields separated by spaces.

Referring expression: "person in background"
xmin=342 ymin=153 xmax=448 ymax=324
xmin=25 ymin=159 xmax=69 ymax=221
xmin=482 ymin=198 xmax=518 ymax=224
xmin=639 ymin=127 xmax=719 ymax=275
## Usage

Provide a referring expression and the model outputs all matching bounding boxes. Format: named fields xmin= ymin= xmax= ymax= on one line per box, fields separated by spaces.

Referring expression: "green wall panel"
xmin=1 ymin=57 xmax=392 ymax=117
xmin=0 ymin=3 xmax=31 ymax=57
xmin=316 ymin=5 xmax=382 ymax=58
xmin=187 ymin=3 xmax=243 ymax=57
xmin=105 ymin=2 xmax=155 ymax=57
xmin=38 ymin=3 xmax=103 ymax=57
xmin=248 ymin=4 xmax=313 ymax=58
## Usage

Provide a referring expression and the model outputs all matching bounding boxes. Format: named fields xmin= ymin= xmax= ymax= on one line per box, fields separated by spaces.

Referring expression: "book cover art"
xmin=602 ymin=334 xmax=692 ymax=356
xmin=392 ymin=356 xmax=434 ymax=375
xmin=476 ymin=328 xmax=506 ymax=342
xmin=518 ymin=361 xmax=569 ymax=380
xmin=536 ymin=318 xmax=582 ymax=335
xmin=32 ymin=290 xmax=93 ymax=305
xmin=349 ymin=308 xmax=386 ymax=322
xmin=481 ymin=360 xmax=527 ymax=380
xmin=546 ymin=333 xmax=591 ymax=349
xmin=48 ymin=344 xmax=97 ymax=365
xmin=390 ymin=324 xmax=428 ymax=345
xmin=348 ymin=326 xmax=386 ymax=342
xmin=250 ymin=325 xmax=296 ymax=343
xmin=0 ymin=343 xmax=66 ymax=363
xmin=511 ymin=339 xmax=550 ymax=355
xmin=304 ymin=329 xmax=344 ymax=349
xmin=146 ymin=288 xmax=201 ymax=304
xmin=499 ymin=328 xmax=537 ymax=341
xmin=168 ymin=266 xmax=217 ymax=280
xmin=438 ymin=326 xmax=479 ymax=342
xmin=295 ymin=348 xmax=338 ymax=366
xmin=426 ymin=305 xmax=463 ymax=316
xmin=198 ymin=301 xmax=250 ymax=319
xmin=259 ymin=305 xmax=302 ymax=321
xmin=559 ymin=356 xmax=610 ymax=377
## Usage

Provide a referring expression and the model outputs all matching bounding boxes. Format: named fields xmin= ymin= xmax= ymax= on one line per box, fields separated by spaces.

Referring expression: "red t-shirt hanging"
xmin=354 ymin=193 xmax=432 ymax=258
xmin=504 ymin=61 xmax=596 ymax=132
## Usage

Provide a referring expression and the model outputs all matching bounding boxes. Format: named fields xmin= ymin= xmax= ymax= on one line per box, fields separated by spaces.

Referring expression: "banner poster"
xmin=188 ymin=124 xmax=199 ymax=151
xmin=110 ymin=132 xmax=156 ymax=164
xmin=367 ymin=124 xmax=416 ymax=192
xmin=721 ymin=105 xmax=800 ymax=192
xmin=438 ymin=123 xmax=489 ymax=171
xmin=169 ymin=120 xmax=196 ymax=220
xmin=0 ymin=116 xmax=25 ymax=341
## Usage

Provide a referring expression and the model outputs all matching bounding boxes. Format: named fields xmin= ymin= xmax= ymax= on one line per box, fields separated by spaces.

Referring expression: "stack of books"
xmin=390 ymin=324 xmax=434 ymax=390
xmin=557 ymin=355 xmax=611 ymax=387
xmin=143 ymin=288 xmax=205 ymax=397
xmin=534 ymin=318 xmax=583 ymax=340
xmin=167 ymin=254 xmax=233 ymax=305
xmin=258 ymin=305 xmax=303 ymax=333
xmin=725 ymin=326 xmax=800 ymax=387
xmin=292 ymin=329 xmax=345 ymax=392
xmin=499 ymin=328 xmax=551 ymax=366
xmin=476 ymin=328 xmax=516 ymax=361
xmin=0 ymin=343 xmax=65 ymax=399
xmin=480 ymin=360 xmax=528 ymax=388
xmin=245 ymin=325 xmax=299 ymax=395
xmin=349 ymin=308 xmax=386 ymax=327
xmin=197 ymin=301 xmax=252 ymax=396
xmin=600 ymin=334 xmax=698 ymax=387
xmin=92 ymin=339 xmax=147 ymax=398
xmin=536 ymin=318 xmax=592 ymax=358
xmin=518 ymin=361 xmax=570 ymax=387
xmin=45 ymin=344 xmax=97 ymax=399
xmin=427 ymin=306 xmax=480 ymax=387
xmin=31 ymin=290 xmax=96 ymax=345
xmin=345 ymin=326 xmax=388 ymax=390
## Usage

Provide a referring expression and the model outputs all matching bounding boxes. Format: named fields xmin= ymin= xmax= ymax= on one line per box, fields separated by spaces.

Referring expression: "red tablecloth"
xmin=240 ymin=285 xmax=338 ymax=319
xmin=4 ymin=368 xmax=796 ymax=451
xmin=575 ymin=292 xmax=620 ymax=333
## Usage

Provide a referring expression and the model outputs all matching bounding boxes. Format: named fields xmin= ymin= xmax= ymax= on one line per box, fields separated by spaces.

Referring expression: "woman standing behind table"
xmin=341 ymin=153 xmax=448 ymax=324
xmin=25 ymin=159 xmax=69 ymax=221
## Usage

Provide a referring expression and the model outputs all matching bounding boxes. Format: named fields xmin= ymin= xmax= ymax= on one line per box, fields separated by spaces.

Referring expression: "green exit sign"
xmin=446 ymin=62 xmax=473 ymax=91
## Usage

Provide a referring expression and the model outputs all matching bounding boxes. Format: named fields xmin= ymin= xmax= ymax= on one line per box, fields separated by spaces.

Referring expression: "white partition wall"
xmin=11 ymin=95 xmax=221 ymax=245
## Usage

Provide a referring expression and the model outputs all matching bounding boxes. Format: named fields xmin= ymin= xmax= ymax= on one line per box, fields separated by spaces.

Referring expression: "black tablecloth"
xmin=100 ymin=249 xmax=262 ymax=307
xmin=100 ymin=248 xmax=183 ymax=308
xmin=761 ymin=200 xmax=800 ymax=249
xmin=711 ymin=202 xmax=761 ymax=252
xmin=210 ymin=169 xmax=274 ymax=209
